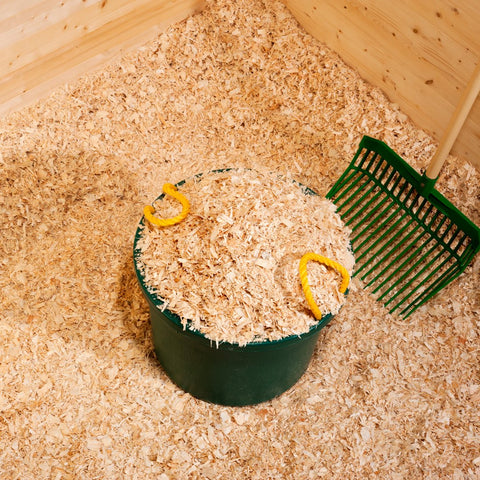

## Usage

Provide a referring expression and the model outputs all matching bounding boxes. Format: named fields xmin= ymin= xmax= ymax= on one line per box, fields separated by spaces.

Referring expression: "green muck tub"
xmin=133 ymin=171 xmax=349 ymax=406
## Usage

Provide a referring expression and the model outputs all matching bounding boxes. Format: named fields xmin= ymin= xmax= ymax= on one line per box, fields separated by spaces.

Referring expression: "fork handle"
xmin=426 ymin=61 xmax=480 ymax=180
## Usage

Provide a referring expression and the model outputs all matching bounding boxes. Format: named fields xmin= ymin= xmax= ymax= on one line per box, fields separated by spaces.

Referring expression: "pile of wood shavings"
xmin=0 ymin=0 xmax=478 ymax=478
xmin=136 ymin=168 xmax=354 ymax=345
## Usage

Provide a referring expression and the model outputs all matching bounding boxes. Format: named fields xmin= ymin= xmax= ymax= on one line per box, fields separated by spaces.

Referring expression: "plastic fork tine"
xmin=327 ymin=136 xmax=480 ymax=317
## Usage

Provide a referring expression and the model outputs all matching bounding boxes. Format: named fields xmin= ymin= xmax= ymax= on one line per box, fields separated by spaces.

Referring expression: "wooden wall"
xmin=283 ymin=0 xmax=480 ymax=168
xmin=0 ymin=0 xmax=205 ymax=116
xmin=1 ymin=0 xmax=478 ymax=169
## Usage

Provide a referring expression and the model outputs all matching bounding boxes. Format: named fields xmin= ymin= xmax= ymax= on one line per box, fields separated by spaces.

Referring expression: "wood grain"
xmin=0 ymin=0 xmax=205 ymax=115
xmin=283 ymin=0 xmax=480 ymax=168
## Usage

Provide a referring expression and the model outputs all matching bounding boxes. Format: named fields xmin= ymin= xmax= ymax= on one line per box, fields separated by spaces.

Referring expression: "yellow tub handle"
xmin=299 ymin=252 xmax=350 ymax=320
xmin=143 ymin=183 xmax=190 ymax=227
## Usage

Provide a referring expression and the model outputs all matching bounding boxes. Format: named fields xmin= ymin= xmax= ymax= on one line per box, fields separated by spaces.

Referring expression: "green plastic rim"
xmin=134 ymin=168 xmax=331 ymax=347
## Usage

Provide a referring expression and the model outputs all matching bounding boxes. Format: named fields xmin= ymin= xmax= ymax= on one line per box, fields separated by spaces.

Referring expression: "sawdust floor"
xmin=0 ymin=0 xmax=479 ymax=478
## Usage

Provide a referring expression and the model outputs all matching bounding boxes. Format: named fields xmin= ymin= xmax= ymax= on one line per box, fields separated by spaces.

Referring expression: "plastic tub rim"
xmin=133 ymin=168 xmax=344 ymax=349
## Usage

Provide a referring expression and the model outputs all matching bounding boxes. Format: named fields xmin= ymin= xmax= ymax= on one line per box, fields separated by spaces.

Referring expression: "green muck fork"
xmin=327 ymin=63 xmax=480 ymax=318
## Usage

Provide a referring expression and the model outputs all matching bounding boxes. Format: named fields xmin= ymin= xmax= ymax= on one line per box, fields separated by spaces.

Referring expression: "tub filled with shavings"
xmin=133 ymin=167 xmax=355 ymax=406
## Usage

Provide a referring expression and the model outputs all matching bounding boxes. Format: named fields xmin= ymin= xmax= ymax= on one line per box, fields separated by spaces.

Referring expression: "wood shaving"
xmin=0 ymin=0 xmax=478 ymax=478
xmin=135 ymin=168 xmax=354 ymax=345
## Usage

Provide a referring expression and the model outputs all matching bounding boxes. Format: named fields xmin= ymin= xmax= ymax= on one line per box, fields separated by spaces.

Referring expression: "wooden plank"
xmin=1 ymin=1 xmax=140 ymax=74
xmin=0 ymin=0 xmax=205 ymax=115
xmin=283 ymin=0 xmax=480 ymax=168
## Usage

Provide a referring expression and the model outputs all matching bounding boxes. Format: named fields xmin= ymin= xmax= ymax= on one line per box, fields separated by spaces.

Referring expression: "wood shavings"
xmin=0 ymin=0 xmax=478 ymax=478
xmin=136 ymin=168 xmax=354 ymax=345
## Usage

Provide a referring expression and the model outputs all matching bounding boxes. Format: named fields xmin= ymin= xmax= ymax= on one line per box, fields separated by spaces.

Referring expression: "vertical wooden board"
xmin=283 ymin=0 xmax=480 ymax=168
xmin=0 ymin=0 xmax=205 ymax=115
xmin=456 ymin=108 xmax=480 ymax=161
